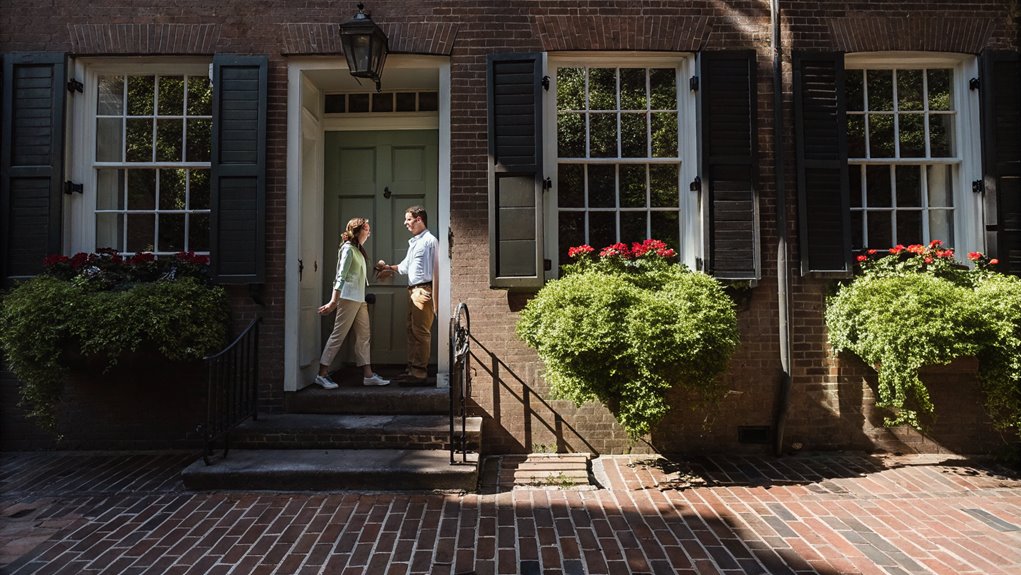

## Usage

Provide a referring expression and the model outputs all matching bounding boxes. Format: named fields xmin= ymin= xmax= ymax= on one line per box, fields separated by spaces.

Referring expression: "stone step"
xmin=182 ymin=449 xmax=479 ymax=491
xmin=230 ymin=413 xmax=482 ymax=450
xmin=286 ymin=386 xmax=452 ymax=415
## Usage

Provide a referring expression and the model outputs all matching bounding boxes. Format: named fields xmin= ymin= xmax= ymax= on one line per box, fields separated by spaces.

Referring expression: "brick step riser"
xmin=230 ymin=432 xmax=480 ymax=451
xmin=286 ymin=388 xmax=452 ymax=416
xmin=183 ymin=468 xmax=479 ymax=491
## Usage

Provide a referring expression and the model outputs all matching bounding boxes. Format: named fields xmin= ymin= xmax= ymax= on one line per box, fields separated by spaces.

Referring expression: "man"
xmin=377 ymin=206 xmax=438 ymax=384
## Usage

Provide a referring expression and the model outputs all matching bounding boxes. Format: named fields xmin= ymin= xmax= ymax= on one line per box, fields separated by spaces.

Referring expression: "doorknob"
xmin=383 ymin=186 xmax=392 ymax=199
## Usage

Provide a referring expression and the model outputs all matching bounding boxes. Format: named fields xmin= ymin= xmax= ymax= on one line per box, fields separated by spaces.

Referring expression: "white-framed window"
xmin=71 ymin=60 xmax=212 ymax=255
xmin=544 ymin=54 xmax=699 ymax=274
xmin=845 ymin=53 xmax=982 ymax=256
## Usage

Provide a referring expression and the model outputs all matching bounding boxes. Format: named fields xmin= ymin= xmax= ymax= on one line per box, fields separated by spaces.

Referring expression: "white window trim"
xmin=68 ymin=58 xmax=212 ymax=255
xmin=543 ymin=52 xmax=700 ymax=276
xmin=844 ymin=52 xmax=983 ymax=260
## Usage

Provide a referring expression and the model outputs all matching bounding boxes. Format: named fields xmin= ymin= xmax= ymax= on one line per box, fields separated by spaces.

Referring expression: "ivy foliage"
xmin=826 ymin=242 xmax=1021 ymax=435
xmin=0 ymin=251 xmax=230 ymax=431
xmin=516 ymin=241 xmax=739 ymax=438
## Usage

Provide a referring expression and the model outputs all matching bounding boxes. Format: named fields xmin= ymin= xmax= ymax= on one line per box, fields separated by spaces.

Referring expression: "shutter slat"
xmin=702 ymin=51 xmax=758 ymax=280
xmin=1 ymin=53 xmax=66 ymax=282
xmin=210 ymin=54 xmax=267 ymax=284
xmin=794 ymin=52 xmax=851 ymax=275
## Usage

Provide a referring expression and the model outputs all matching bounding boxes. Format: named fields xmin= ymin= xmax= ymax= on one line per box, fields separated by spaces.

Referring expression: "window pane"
xmin=929 ymin=114 xmax=955 ymax=157
xmin=128 ymin=170 xmax=156 ymax=210
xmin=557 ymin=68 xmax=584 ymax=111
xmin=649 ymin=69 xmax=676 ymax=111
xmin=897 ymin=70 xmax=924 ymax=111
xmin=159 ymin=168 xmax=187 ymax=210
xmin=372 ymin=93 xmax=393 ymax=112
xmin=186 ymin=119 xmax=211 ymax=162
xmin=189 ymin=213 xmax=210 ymax=252
xmin=927 ymin=69 xmax=952 ymax=111
xmin=620 ymin=113 xmax=647 ymax=158
xmin=96 ymin=117 xmax=123 ymax=162
xmin=650 ymin=211 xmax=679 ymax=253
xmin=127 ymin=76 xmax=155 ymax=116
xmin=589 ymin=113 xmax=617 ymax=158
xmin=557 ymin=113 xmax=585 ymax=158
xmin=849 ymin=164 xmax=862 ymax=208
xmin=649 ymin=164 xmax=678 ymax=208
xmin=847 ymin=115 xmax=866 ymax=158
xmin=650 ymin=112 xmax=677 ymax=158
xmin=895 ymin=165 xmax=921 ymax=208
xmin=588 ymin=165 xmax=615 ymax=208
xmin=620 ymin=211 xmax=646 ymax=245
xmin=98 ymin=76 xmax=124 ymax=115
xmin=96 ymin=213 xmax=124 ymax=252
xmin=929 ymin=209 xmax=954 ymax=246
xmin=418 ymin=92 xmax=438 ymax=112
xmin=868 ymin=114 xmax=894 ymax=157
xmin=850 ymin=210 xmax=864 ymax=250
xmin=619 ymin=164 xmax=646 ymax=208
xmin=896 ymin=210 xmax=922 ymax=246
xmin=126 ymin=118 xmax=153 ymax=162
xmin=588 ymin=211 xmax=616 ymax=248
xmin=189 ymin=170 xmax=211 ymax=210
xmin=589 ymin=68 xmax=616 ymax=111
xmin=348 ymin=93 xmax=369 ymax=112
xmin=395 ymin=92 xmax=416 ymax=112
xmin=926 ymin=165 xmax=953 ymax=207
xmin=867 ymin=70 xmax=893 ymax=110
xmin=187 ymin=76 xmax=212 ymax=116
xmin=96 ymin=169 xmax=124 ymax=210
xmin=865 ymin=165 xmax=891 ymax=207
xmin=157 ymin=76 xmax=185 ymax=116
xmin=155 ymin=119 xmax=183 ymax=162
xmin=899 ymin=114 xmax=925 ymax=157
xmin=558 ymin=211 xmax=585 ymax=265
xmin=866 ymin=211 xmax=892 ymax=248
xmin=619 ymin=68 xmax=646 ymax=110
xmin=158 ymin=213 xmax=185 ymax=252
xmin=558 ymin=164 xmax=584 ymax=208
xmin=126 ymin=213 xmax=155 ymax=252
xmin=846 ymin=69 xmax=864 ymax=112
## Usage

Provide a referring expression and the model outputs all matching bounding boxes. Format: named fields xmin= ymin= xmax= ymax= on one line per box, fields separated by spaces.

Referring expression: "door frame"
xmin=285 ymin=56 xmax=452 ymax=392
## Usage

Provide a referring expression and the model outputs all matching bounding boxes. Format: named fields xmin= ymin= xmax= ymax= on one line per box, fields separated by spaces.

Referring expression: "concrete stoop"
xmin=181 ymin=449 xmax=479 ymax=491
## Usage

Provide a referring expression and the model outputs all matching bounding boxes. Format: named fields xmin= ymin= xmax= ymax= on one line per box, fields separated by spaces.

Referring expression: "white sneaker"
xmin=314 ymin=375 xmax=338 ymax=389
xmin=362 ymin=373 xmax=390 ymax=386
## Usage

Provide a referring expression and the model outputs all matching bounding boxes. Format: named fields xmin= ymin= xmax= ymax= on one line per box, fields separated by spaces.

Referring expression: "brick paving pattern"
xmin=1 ymin=451 xmax=1020 ymax=574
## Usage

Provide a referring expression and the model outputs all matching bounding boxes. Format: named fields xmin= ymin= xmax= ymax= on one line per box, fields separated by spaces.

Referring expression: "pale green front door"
xmin=323 ymin=130 xmax=439 ymax=367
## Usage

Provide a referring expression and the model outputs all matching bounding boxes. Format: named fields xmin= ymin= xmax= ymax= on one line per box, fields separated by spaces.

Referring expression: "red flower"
xmin=929 ymin=239 xmax=943 ymax=248
xmin=907 ymin=244 xmax=925 ymax=255
xmin=599 ymin=243 xmax=632 ymax=258
xmin=989 ymin=259 xmax=999 ymax=265
xmin=655 ymin=248 xmax=676 ymax=258
xmin=866 ymin=249 xmax=877 ymax=255
xmin=924 ymin=257 xmax=933 ymax=264
xmin=567 ymin=245 xmax=594 ymax=258
xmin=889 ymin=244 xmax=906 ymax=255
xmin=128 ymin=252 xmax=156 ymax=265
xmin=42 ymin=254 xmax=70 ymax=267
xmin=70 ymin=252 xmax=92 ymax=270
xmin=856 ymin=254 xmax=867 ymax=262
xmin=968 ymin=251 xmax=982 ymax=261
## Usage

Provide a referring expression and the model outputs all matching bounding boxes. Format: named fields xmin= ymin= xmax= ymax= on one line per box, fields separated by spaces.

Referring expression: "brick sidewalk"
xmin=2 ymin=451 xmax=1020 ymax=574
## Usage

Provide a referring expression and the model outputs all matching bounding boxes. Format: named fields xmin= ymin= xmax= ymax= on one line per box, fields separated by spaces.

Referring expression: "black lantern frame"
xmin=339 ymin=3 xmax=389 ymax=93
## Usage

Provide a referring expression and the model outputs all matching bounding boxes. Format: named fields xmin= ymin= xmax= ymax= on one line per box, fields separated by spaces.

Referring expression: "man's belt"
xmin=408 ymin=282 xmax=432 ymax=290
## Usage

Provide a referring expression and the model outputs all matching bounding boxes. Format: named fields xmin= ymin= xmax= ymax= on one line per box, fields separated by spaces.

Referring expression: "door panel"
xmin=324 ymin=130 xmax=438 ymax=367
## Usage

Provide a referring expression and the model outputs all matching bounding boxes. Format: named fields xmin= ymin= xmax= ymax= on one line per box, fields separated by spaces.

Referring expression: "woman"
xmin=314 ymin=218 xmax=390 ymax=388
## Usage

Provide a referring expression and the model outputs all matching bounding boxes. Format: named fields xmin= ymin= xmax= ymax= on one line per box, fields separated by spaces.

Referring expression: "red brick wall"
xmin=1 ymin=0 xmax=1017 ymax=454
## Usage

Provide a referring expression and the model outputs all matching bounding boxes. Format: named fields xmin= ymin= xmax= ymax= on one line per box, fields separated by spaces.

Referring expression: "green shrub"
xmin=826 ymin=241 xmax=1021 ymax=435
xmin=516 ymin=240 xmax=739 ymax=438
xmin=0 ymin=252 xmax=230 ymax=431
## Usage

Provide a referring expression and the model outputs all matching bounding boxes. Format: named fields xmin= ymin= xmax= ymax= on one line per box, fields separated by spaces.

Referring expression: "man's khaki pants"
xmin=407 ymin=285 xmax=434 ymax=379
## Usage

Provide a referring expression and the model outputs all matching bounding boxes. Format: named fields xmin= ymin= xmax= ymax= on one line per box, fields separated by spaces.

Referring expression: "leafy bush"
xmin=0 ymin=251 xmax=230 ymax=431
xmin=826 ymin=241 xmax=1021 ymax=435
xmin=516 ymin=240 xmax=739 ymax=438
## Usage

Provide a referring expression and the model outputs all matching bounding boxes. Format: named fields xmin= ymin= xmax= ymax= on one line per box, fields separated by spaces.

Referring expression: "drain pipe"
xmin=771 ymin=0 xmax=794 ymax=457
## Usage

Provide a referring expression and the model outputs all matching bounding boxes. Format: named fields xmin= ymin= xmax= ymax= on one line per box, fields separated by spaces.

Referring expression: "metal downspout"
xmin=771 ymin=0 xmax=793 ymax=456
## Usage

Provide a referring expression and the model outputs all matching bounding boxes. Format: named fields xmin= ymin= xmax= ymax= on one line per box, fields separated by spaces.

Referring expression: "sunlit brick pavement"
xmin=2 ymin=451 xmax=1020 ymax=575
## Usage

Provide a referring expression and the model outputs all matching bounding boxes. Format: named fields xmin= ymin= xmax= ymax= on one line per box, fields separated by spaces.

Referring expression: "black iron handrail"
xmin=201 ymin=317 xmax=261 ymax=465
xmin=449 ymin=303 xmax=471 ymax=464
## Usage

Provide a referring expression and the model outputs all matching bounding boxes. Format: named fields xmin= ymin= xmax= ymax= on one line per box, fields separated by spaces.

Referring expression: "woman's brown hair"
xmin=341 ymin=217 xmax=370 ymax=261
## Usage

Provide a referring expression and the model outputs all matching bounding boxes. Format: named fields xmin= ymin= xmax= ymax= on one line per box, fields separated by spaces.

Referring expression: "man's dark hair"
xmin=406 ymin=205 xmax=428 ymax=227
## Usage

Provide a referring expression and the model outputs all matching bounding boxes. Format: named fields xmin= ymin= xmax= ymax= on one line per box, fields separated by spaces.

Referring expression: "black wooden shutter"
xmin=981 ymin=51 xmax=1021 ymax=276
xmin=701 ymin=51 xmax=759 ymax=280
xmin=487 ymin=53 xmax=544 ymax=289
xmin=794 ymin=52 xmax=850 ymax=275
xmin=211 ymin=54 xmax=267 ymax=284
xmin=0 ymin=53 xmax=66 ymax=283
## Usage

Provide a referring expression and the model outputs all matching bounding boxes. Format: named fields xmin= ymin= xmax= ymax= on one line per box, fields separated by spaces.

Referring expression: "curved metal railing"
xmin=448 ymin=303 xmax=471 ymax=464
xmin=201 ymin=317 xmax=261 ymax=465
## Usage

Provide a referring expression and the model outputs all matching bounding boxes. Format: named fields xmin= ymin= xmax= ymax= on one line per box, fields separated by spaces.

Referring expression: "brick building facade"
xmin=2 ymin=1 xmax=1019 ymax=455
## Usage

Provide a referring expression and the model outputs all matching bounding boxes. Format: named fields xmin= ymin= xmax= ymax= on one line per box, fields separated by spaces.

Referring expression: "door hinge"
xmin=542 ymin=177 xmax=552 ymax=191
xmin=969 ymin=77 xmax=980 ymax=91
xmin=541 ymin=75 xmax=550 ymax=91
xmin=972 ymin=179 xmax=984 ymax=194
xmin=67 ymin=79 xmax=83 ymax=94
xmin=543 ymin=258 xmax=552 ymax=271
xmin=695 ymin=257 xmax=704 ymax=271
xmin=63 ymin=181 xmax=83 ymax=195
xmin=448 ymin=227 xmax=454 ymax=259
xmin=689 ymin=76 xmax=699 ymax=91
xmin=689 ymin=176 xmax=702 ymax=192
